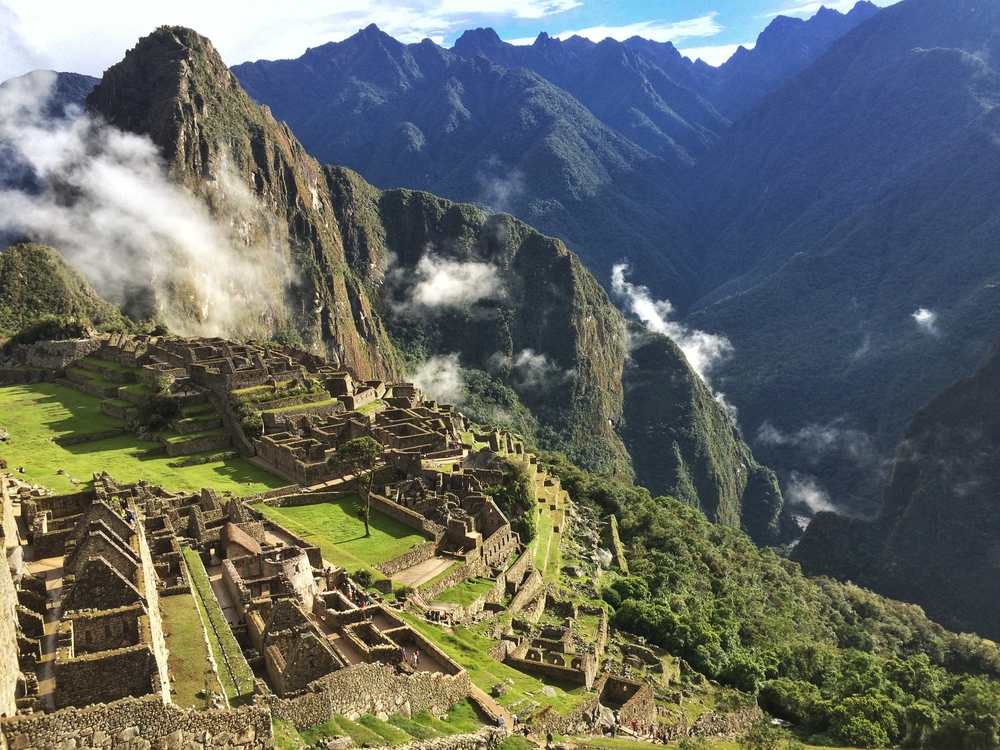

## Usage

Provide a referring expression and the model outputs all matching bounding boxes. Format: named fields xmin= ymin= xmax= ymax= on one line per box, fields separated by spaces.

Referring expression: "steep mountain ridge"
xmin=0 ymin=242 xmax=129 ymax=337
xmin=234 ymin=25 xmax=699 ymax=305
xmin=687 ymin=0 xmax=1000 ymax=513
xmin=793 ymin=333 xmax=1000 ymax=642
xmin=87 ymin=26 xmax=402 ymax=380
xmin=74 ymin=26 xmax=787 ymax=539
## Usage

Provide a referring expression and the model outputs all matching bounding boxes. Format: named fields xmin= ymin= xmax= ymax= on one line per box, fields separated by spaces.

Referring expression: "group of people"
xmin=330 ymin=581 xmax=372 ymax=608
xmin=401 ymin=646 xmax=420 ymax=667
xmin=119 ymin=498 xmax=136 ymax=526
xmin=426 ymin=608 xmax=451 ymax=625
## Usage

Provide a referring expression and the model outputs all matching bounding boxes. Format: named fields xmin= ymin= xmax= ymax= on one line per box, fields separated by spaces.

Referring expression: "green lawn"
xmin=398 ymin=612 xmax=587 ymax=717
xmin=253 ymin=498 xmax=429 ymax=569
xmin=0 ymin=383 xmax=287 ymax=496
xmin=160 ymin=592 xmax=223 ymax=707
xmin=182 ymin=547 xmax=255 ymax=704
xmin=434 ymin=577 xmax=497 ymax=607
xmin=263 ymin=398 xmax=340 ymax=415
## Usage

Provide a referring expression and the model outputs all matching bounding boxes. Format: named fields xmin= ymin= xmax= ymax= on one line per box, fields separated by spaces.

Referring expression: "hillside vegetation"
xmin=544 ymin=452 xmax=1000 ymax=748
xmin=794 ymin=334 xmax=1000 ymax=645
xmin=0 ymin=242 xmax=130 ymax=338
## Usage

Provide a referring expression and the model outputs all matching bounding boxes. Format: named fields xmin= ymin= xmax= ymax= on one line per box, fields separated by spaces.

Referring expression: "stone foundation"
xmin=0 ymin=697 xmax=273 ymax=749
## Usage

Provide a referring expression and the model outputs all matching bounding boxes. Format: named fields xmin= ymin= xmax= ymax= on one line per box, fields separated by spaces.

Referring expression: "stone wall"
xmin=420 ymin=561 xmax=475 ymax=602
xmin=53 ymin=428 xmax=128 ymax=447
xmin=0 ymin=518 xmax=20 ymax=717
xmin=162 ymin=432 xmax=231 ymax=458
xmin=367 ymin=492 xmax=443 ymax=540
xmin=265 ymin=662 xmax=471 ymax=731
xmin=0 ymin=695 xmax=273 ymax=749
xmin=375 ymin=542 xmax=437 ymax=577
xmin=54 ymin=646 xmax=158 ymax=709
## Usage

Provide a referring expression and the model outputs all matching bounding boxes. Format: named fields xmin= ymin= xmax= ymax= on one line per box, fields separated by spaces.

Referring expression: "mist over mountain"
xmin=230 ymin=0 xmax=1000 ymax=520
xmin=793 ymin=334 xmax=1000 ymax=642
xmin=0 ymin=26 xmax=788 ymax=544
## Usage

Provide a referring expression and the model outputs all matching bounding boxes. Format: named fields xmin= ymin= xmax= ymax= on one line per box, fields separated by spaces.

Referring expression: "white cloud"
xmin=0 ymin=70 xmax=296 ymax=339
xmin=611 ymin=263 xmax=732 ymax=385
xmin=912 ymin=308 xmax=939 ymax=336
xmin=756 ymin=419 xmax=873 ymax=461
xmin=785 ymin=471 xmax=838 ymax=514
xmin=678 ymin=42 xmax=755 ymax=67
xmin=0 ymin=3 xmax=48 ymax=82
xmin=544 ymin=14 xmax=723 ymax=44
xmin=411 ymin=354 xmax=465 ymax=405
xmin=408 ymin=253 xmax=504 ymax=308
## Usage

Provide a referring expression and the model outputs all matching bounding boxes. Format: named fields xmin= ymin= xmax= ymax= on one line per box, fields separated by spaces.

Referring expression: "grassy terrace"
xmin=253 ymin=497 xmax=428 ymax=569
xmin=182 ymin=546 xmax=255 ymax=704
xmin=160 ymin=592 xmax=224 ymax=707
xmin=434 ymin=577 xmax=497 ymax=607
xmin=77 ymin=355 xmax=137 ymax=373
xmin=263 ymin=398 xmax=339 ymax=415
xmin=398 ymin=611 xmax=587 ymax=717
xmin=0 ymin=383 xmax=286 ymax=495
xmin=531 ymin=469 xmax=565 ymax=584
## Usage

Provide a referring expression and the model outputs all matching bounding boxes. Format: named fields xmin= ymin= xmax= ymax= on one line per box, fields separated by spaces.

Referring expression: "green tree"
xmin=329 ymin=437 xmax=383 ymax=537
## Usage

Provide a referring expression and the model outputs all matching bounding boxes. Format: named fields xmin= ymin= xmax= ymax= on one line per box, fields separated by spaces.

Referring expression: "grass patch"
xmin=434 ymin=577 xmax=497 ymax=606
xmin=254 ymin=499 xmax=428 ymax=568
xmin=160 ymin=592 xmax=223 ymax=708
xmin=387 ymin=716 xmax=441 ymax=740
xmin=181 ymin=403 xmax=216 ymax=417
xmin=299 ymin=720 xmax=342 ymax=745
xmin=334 ymin=715 xmax=385 ymax=746
xmin=263 ymin=398 xmax=340 ymax=415
xmin=411 ymin=712 xmax=460 ymax=736
xmin=160 ymin=427 xmax=229 ymax=444
xmin=273 ymin=719 xmax=307 ymax=750
xmin=497 ymin=737 xmax=535 ymax=750
xmin=78 ymin=355 xmax=138 ymax=374
xmin=445 ymin=699 xmax=486 ymax=732
xmin=398 ymin=612 xmax=587 ymax=716
xmin=357 ymin=716 xmax=413 ymax=745
xmin=356 ymin=399 xmax=386 ymax=415
xmin=0 ymin=384 xmax=285 ymax=496
xmin=182 ymin=546 xmax=255 ymax=704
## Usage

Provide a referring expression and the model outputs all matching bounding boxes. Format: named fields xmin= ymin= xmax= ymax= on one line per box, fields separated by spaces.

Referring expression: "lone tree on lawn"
xmin=328 ymin=437 xmax=383 ymax=537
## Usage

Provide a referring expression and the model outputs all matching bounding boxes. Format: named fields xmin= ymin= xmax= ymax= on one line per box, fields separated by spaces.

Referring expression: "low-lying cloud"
xmin=411 ymin=353 xmax=466 ymax=405
xmin=756 ymin=419 xmax=874 ymax=462
xmin=611 ymin=263 xmax=732 ymax=383
xmin=785 ymin=471 xmax=838 ymax=514
xmin=489 ymin=348 xmax=575 ymax=393
xmin=0 ymin=70 xmax=295 ymax=339
xmin=912 ymin=307 xmax=939 ymax=335
xmin=407 ymin=252 xmax=504 ymax=309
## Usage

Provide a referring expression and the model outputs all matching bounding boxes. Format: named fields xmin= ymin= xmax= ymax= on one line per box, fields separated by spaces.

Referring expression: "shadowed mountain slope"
xmin=793 ymin=334 xmax=1000 ymax=642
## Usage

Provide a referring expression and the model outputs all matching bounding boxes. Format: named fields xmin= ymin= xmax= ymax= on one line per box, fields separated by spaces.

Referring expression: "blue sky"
xmin=0 ymin=0 xmax=899 ymax=82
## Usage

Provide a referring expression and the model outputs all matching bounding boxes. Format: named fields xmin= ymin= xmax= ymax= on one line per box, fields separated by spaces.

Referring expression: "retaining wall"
xmin=0 ymin=696 xmax=273 ymax=749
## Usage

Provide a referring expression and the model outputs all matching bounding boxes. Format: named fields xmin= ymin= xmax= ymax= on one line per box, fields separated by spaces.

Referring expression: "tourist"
xmin=546 ymin=730 xmax=553 ymax=748
xmin=512 ymin=714 xmax=518 ymax=727
xmin=632 ymin=719 xmax=638 ymax=735
xmin=498 ymin=716 xmax=505 ymax=731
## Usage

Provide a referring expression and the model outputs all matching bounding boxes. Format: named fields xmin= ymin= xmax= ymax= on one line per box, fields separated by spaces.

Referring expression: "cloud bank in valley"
xmin=0 ymin=70 xmax=295 ymax=339
xmin=611 ymin=262 xmax=737 ymax=421
xmin=405 ymin=252 xmax=504 ymax=310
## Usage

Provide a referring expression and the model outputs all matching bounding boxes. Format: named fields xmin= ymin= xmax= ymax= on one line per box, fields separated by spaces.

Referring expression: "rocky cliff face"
xmin=621 ymin=326 xmax=791 ymax=543
xmin=794 ymin=335 xmax=1000 ymax=639
xmin=75 ymin=26 xmax=785 ymax=540
xmin=86 ymin=26 xmax=401 ymax=380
